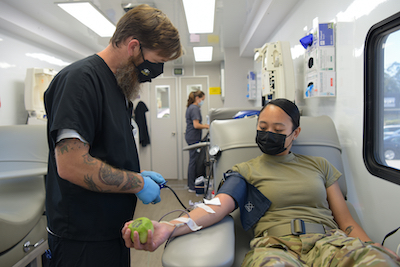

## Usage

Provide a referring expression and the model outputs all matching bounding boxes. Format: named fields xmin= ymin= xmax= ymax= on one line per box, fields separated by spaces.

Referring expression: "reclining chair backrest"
xmin=210 ymin=115 xmax=347 ymax=198
xmin=208 ymin=107 xmax=261 ymax=124
xmin=0 ymin=124 xmax=48 ymax=164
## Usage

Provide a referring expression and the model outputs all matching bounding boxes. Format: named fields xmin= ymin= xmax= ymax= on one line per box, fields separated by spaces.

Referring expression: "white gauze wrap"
xmin=174 ymin=217 xmax=202 ymax=231
xmin=194 ymin=197 xmax=222 ymax=214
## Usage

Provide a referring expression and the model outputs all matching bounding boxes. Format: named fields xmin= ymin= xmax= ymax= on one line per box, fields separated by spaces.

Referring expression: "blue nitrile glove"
xmin=140 ymin=171 xmax=165 ymax=184
xmin=300 ymin=34 xmax=313 ymax=49
xmin=136 ymin=176 xmax=161 ymax=204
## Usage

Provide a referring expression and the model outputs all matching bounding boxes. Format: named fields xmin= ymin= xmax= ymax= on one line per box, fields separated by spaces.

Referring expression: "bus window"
xmin=383 ymin=29 xmax=400 ymax=166
xmin=364 ymin=12 xmax=400 ymax=185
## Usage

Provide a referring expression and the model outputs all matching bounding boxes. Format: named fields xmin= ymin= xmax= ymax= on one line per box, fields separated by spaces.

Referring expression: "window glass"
xmin=382 ymin=29 xmax=400 ymax=168
xmin=186 ymin=84 xmax=202 ymax=98
xmin=156 ymin=85 xmax=170 ymax=118
xmin=364 ymin=12 xmax=400 ymax=186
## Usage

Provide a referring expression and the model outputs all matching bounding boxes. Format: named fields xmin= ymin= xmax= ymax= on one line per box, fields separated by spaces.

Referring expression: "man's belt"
xmin=267 ymin=219 xmax=333 ymax=237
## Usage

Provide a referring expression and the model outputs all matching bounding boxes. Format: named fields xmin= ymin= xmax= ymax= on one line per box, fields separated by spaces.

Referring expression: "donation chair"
xmin=182 ymin=107 xmax=261 ymax=198
xmin=162 ymin=115 xmax=359 ymax=267
xmin=0 ymin=124 xmax=48 ymax=267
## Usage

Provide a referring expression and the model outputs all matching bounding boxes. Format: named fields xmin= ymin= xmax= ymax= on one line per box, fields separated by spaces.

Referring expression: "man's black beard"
xmin=115 ymin=58 xmax=141 ymax=100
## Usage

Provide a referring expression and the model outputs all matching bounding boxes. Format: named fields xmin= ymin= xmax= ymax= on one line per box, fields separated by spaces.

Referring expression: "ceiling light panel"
xmin=182 ymin=0 xmax=216 ymax=34
xmin=56 ymin=2 xmax=116 ymax=37
xmin=193 ymin=46 xmax=213 ymax=62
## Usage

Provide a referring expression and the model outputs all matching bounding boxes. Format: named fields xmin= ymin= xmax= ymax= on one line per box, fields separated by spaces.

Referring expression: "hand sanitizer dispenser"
xmin=24 ymin=68 xmax=57 ymax=124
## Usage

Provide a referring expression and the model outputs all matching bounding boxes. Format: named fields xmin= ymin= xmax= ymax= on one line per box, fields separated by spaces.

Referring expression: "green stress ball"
xmin=128 ymin=217 xmax=154 ymax=244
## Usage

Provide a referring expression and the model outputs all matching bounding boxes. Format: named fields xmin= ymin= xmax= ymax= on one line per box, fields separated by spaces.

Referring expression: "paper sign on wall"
xmin=209 ymin=87 xmax=221 ymax=95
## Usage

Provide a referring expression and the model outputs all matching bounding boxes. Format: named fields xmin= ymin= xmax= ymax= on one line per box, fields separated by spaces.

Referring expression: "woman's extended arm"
xmin=122 ymin=193 xmax=236 ymax=251
xmin=327 ymin=181 xmax=370 ymax=240
xmin=193 ymin=119 xmax=209 ymax=129
xmin=327 ymin=181 xmax=400 ymax=260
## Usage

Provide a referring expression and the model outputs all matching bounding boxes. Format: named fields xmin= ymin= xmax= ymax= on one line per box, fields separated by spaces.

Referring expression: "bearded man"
xmin=44 ymin=4 xmax=181 ymax=266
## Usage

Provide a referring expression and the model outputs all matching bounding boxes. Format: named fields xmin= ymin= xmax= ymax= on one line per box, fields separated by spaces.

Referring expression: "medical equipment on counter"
xmin=303 ymin=22 xmax=336 ymax=98
xmin=25 ymin=68 xmax=57 ymax=124
xmin=254 ymin=41 xmax=295 ymax=101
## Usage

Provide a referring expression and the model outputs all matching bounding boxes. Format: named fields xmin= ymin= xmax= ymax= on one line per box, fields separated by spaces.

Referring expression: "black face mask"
xmin=255 ymin=130 xmax=294 ymax=155
xmin=136 ymin=60 xmax=164 ymax=83
xmin=135 ymin=44 xmax=164 ymax=83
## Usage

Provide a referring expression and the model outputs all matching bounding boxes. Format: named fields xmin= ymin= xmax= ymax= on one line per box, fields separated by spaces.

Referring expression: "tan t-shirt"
xmin=232 ymin=152 xmax=342 ymax=238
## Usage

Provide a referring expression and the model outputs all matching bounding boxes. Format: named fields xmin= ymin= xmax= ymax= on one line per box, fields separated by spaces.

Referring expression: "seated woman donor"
xmin=122 ymin=99 xmax=400 ymax=266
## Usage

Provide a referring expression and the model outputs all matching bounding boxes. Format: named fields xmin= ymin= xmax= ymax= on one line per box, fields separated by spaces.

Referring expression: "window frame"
xmin=364 ymin=11 xmax=400 ymax=186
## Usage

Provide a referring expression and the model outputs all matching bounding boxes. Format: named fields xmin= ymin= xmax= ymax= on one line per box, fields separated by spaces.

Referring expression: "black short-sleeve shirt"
xmin=44 ymin=54 xmax=139 ymax=241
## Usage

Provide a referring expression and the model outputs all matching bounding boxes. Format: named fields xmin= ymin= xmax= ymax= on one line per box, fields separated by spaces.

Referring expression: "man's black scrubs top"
xmin=44 ymin=54 xmax=139 ymax=241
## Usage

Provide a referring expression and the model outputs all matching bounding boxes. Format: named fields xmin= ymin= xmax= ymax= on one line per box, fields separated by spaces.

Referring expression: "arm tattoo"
xmin=98 ymin=163 xmax=124 ymax=187
xmin=84 ymin=174 xmax=105 ymax=192
xmin=121 ymin=172 xmax=142 ymax=191
xmin=57 ymin=138 xmax=88 ymax=155
xmin=82 ymin=153 xmax=97 ymax=165
xmin=345 ymin=225 xmax=354 ymax=235
xmin=57 ymin=140 xmax=69 ymax=155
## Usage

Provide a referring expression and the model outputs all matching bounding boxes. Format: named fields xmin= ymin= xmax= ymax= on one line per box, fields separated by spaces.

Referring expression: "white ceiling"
xmin=0 ymin=0 xmax=299 ymax=67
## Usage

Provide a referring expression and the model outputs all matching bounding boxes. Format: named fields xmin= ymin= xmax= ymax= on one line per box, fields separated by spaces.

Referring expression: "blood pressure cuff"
xmin=216 ymin=170 xmax=271 ymax=231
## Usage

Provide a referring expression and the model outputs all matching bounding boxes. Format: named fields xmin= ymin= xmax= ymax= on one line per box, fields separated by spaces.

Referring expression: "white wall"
xmin=224 ymin=47 xmax=262 ymax=108
xmin=258 ymin=0 xmax=400 ymax=251
xmin=0 ymin=29 xmax=76 ymax=125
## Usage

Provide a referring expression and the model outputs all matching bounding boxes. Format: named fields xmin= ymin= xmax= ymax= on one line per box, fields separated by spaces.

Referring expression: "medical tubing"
xmin=204 ymin=163 xmax=214 ymax=197
xmin=381 ymin=226 xmax=400 ymax=246
xmin=158 ymin=209 xmax=191 ymax=248
xmin=163 ymin=184 xmax=188 ymax=210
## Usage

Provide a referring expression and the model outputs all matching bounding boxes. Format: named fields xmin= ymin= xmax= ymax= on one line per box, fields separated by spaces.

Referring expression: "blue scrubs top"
xmin=185 ymin=104 xmax=202 ymax=143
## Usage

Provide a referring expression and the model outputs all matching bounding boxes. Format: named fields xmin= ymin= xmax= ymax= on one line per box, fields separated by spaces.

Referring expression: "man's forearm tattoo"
xmin=98 ymin=163 xmax=124 ymax=187
xmin=82 ymin=153 xmax=97 ymax=166
xmin=345 ymin=225 xmax=354 ymax=235
xmin=121 ymin=172 xmax=142 ymax=191
xmin=84 ymin=174 xmax=104 ymax=192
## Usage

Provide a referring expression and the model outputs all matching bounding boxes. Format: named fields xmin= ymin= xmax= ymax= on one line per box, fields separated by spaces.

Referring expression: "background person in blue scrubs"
xmin=185 ymin=90 xmax=209 ymax=192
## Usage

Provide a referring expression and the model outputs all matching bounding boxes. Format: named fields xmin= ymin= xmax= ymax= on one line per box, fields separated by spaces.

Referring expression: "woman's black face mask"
xmin=255 ymin=130 xmax=294 ymax=155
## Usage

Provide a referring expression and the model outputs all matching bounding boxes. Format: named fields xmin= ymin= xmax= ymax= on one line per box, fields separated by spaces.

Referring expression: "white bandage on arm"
xmin=192 ymin=197 xmax=222 ymax=214
xmin=160 ymin=221 xmax=186 ymax=228
xmin=204 ymin=197 xmax=221 ymax=205
xmin=195 ymin=203 xmax=216 ymax=213
xmin=172 ymin=217 xmax=202 ymax=231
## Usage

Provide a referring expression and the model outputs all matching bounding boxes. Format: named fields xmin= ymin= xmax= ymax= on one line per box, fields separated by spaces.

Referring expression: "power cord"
xmin=381 ymin=226 xmax=400 ymax=246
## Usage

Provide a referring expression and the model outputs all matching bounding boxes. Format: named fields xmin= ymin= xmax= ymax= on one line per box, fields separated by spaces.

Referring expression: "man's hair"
xmin=110 ymin=4 xmax=182 ymax=60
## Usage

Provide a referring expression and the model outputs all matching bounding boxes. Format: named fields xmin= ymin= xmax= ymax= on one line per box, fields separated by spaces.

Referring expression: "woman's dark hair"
xmin=186 ymin=90 xmax=205 ymax=107
xmin=260 ymin=98 xmax=300 ymax=131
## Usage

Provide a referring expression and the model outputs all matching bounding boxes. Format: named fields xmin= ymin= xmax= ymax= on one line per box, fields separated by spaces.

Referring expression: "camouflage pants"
xmin=242 ymin=229 xmax=400 ymax=267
